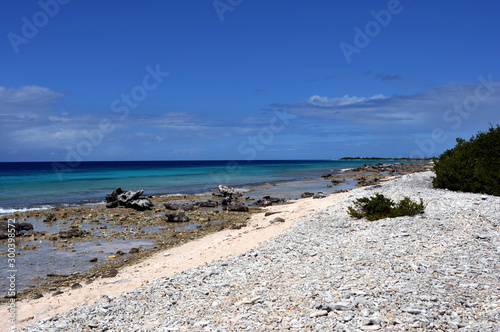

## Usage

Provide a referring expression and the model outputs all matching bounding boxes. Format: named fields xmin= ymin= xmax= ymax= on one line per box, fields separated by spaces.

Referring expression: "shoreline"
xmin=0 ymin=160 xmax=429 ymax=215
xmin=0 ymin=162 xmax=432 ymax=299
xmin=8 ymin=169 xmax=499 ymax=331
xmin=1 ymin=163 xmax=434 ymax=328
xmin=3 ymin=184 xmax=345 ymax=331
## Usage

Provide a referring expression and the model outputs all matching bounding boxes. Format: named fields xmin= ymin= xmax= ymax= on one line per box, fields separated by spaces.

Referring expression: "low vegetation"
xmin=432 ymin=124 xmax=500 ymax=196
xmin=347 ymin=193 xmax=425 ymax=221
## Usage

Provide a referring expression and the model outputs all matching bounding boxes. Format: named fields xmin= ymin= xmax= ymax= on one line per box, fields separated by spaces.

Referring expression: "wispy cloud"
xmin=280 ymin=81 xmax=500 ymax=128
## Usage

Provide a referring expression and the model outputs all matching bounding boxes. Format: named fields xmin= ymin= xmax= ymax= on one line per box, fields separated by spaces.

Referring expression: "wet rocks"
xmin=199 ymin=200 xmax=219 ymax=208
xmin=313 ymin=192 xmax=328 ymax=199
xmin=0 ymin=221 xmax=33 ymax=239
xmin=252 ymin=196 xmax=285 ymax=207
xmin=105 ymin=187 xmax=154 ymax=211
xmin=163 ymin=211 xmax=190 ymax=223
xmin=163 ymin=200 xmax=198 ymax=211
xmin=59 ymin=226 xmax=84 ymax=238
xmin=212 ymin=185 xmax=242 ymax=198
xmin=224 ymin=200 xmax=249 ymax=212
xmin=101 ymin=268 xmax=118 ymax=278
xmin=300 ymin=191 xmax=328 ymax=199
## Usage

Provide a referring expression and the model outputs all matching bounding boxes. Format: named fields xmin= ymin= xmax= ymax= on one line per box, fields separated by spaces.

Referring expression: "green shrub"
xmin=347 ymin=193 xmax=425 ymax=221
xmin=432 ymin=124 xmax=500 ymax=196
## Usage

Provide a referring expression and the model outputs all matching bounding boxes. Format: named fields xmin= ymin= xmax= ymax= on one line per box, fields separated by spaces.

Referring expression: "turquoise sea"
xmin=0 ymin=160 xmax=414 ymax=214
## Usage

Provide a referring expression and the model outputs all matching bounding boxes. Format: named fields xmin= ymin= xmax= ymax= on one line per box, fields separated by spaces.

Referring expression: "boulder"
xmin=164 ymin=211 xmax=190 ymax=223
xmin=164 ymin=200 xmax=198 ymax=211
xmin=0 ymin=221 xmax=34 ymax=239
xmin=212 ymin=185 xmax=242 ymax=198
xmin=105 ymin=187 xmax=153 ymax=210
xmin=59 ymin=226 xmax=83 ymax=238
xmin=127 ymin=198 xmax=154 ymax=211
xmin=225 ymin=201 xmax=249 ymax=212
xmin=199 ymin=200 xmax=218 ymax=208
xmin=313 ymin=192 xmax=328 ymax=199
xmin=252 ymin=199 xmax=273 ymax=207
xmin=301 ymin=192 xmax=314 ymax=198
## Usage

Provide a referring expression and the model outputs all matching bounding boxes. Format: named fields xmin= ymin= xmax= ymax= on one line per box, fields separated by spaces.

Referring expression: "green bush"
xmin=347 ymin=193 xmax=425 ymax=221
xmin=432 ymin=124 xmax=500 ymax=196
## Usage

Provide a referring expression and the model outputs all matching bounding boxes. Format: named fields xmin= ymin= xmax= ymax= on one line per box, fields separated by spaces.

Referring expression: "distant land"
xmin=339 ymin=157 xmax=432 ymax=161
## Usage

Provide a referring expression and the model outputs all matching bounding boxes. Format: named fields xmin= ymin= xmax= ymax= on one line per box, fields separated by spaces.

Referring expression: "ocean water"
xmin=0 ymin=160 xmax=413 ymax=213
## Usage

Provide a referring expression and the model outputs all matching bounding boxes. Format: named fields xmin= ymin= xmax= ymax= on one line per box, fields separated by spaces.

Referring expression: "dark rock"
xmin=263 ymin=196 xmax=285 ymax=203
xmin=221 ymin=197 xmax=232 ymax=206
xmin=89 ymin=257 xmax=98 ymax=262
xmin=117 ymin=189 xmax=143 ymax=205
xmin=105 ymin=187 xmax=153 ymax=210
xmin=59 ymin=226 xmax=83 ymax=238
xmin=231 ymin=223 xmax=247 ymax=230
xmin=164 ymin=200 xmax=198 ymax=211
xmin=164 ymin=211 xmax=190 ymax=223
xmin=264 ymin=211 xmax=281 ymax=217
xmin=52 ymin=291 xmax=64 ymax=296
xmin=0 ymin=221 xmax=34 ymax=239
xmin=71 ymin=283 xmax=83 ymax=289
xmin=115 ymin=250 xmax=125 ymax=256
xmin=106 ymin=201 xmax=119 ymax=208
xmin=301 ymin=192 xmax=314 ymax=198
xmin=313 ymin=192 xmax=328 ymax=199
xmin=212 ymin=185 xmax=242 ymax=198
xmin=126 ymin=198 xmax=154 ymax=211
xmin=44 ymin=213 xmax=57 ymax=222
xmin=101 ymin=268 xmax=119 ymax=278
xmin=252 ymin=199 xmax=273 ymax=207
xmin=225 ymin=201 xmax=249 ymax=212
xmin=330 ymin=178 xmax=346 ymax=185
xmin=270 ymin=217 xmax=285 ymax=224
xmin=199 ymin=200 xmax=218 ymax=208
xmin=129 ymin=248 xmax=139 ymax=254
xmin=32 ymin=293 xmax=44 ymax=299
xmin=47 ymin=273 xmax=69 ymax=278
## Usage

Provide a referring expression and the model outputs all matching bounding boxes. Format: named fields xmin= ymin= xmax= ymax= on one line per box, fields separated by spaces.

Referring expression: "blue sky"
xmin=1 ymin=0 xmax=499 ymax=161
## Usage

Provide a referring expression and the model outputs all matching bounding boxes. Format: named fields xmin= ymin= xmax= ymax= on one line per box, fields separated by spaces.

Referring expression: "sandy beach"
xmin=5 ymin=169 xmax=499 ymax=331
xmin=3 ymin=185 xmax=341 ymax=331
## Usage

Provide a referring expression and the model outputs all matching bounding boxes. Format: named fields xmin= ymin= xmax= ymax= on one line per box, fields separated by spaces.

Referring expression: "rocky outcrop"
xmin=164 ymin=200 xmax=199 ymax=211
xmin=251 ymin=196 xmax=285 ymax=207
xmin=0 ymin=221 xmax=34 ymax=239
xmin=106 ymin=187 xmax=154 ymax=211
xmin=59 ymin=226 xmax=84 ymax=238
xmin=212 ymin=185 xmax=242 ymax=198
xmin=347 ymin=162 xmax=432 ymax=175
xmin=313 ymin=192 xmax=328 ymax=199
xmin=163 ymin=211 xmax=190 ymax=222
xmin=220 ymin=198 xmax=249 ymax=212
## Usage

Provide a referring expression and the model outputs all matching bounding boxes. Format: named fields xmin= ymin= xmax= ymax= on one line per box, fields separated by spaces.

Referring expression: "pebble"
xmin=21 ymin=172 xmax=500 ymax=331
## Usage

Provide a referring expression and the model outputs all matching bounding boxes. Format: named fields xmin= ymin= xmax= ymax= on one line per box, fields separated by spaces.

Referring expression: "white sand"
xmin=4 ymin=194 xmax=343 ymax=331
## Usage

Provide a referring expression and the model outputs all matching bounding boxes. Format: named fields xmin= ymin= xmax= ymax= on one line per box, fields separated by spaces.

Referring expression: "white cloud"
xmin=0 ymin=85 xmax=63 ymax=104
xmin=283 ymin=81 xmax=500 ymax=127
xmin=305 ymin=94 xmax=386 ymax=107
